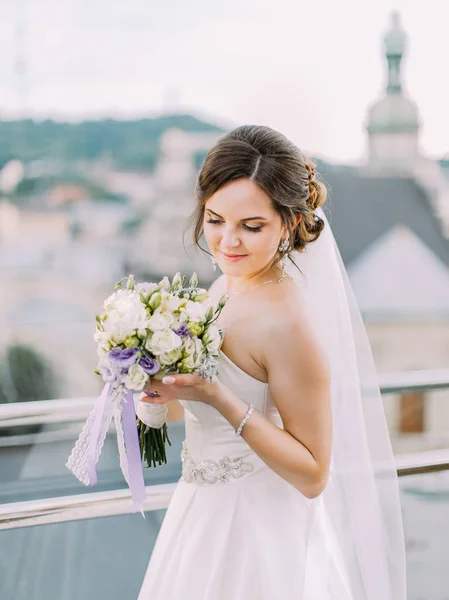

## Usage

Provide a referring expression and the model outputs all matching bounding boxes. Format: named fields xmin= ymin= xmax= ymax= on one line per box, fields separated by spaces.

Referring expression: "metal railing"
xmin=1 ymin=368 xmax=448 ymax=430
xmin=1 ymin=368 xmax=449 ymax=531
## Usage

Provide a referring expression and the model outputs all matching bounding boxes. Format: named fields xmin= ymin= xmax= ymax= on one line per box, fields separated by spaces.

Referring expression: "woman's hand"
xmin=141 ymin=374 xmax=223 ymax=407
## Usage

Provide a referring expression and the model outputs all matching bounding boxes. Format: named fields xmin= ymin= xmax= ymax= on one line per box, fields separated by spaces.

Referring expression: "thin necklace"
xmin=225 ymin=272 xmax=286 ymax=299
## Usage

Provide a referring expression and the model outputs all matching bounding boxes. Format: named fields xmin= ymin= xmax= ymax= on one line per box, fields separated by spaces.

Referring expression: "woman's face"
xmin=203 ymin=178 xmax=285 ymax=278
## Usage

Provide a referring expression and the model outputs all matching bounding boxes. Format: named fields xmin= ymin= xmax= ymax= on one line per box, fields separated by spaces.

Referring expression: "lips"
xmin=220 ymin=251 xmax=247 ymax=262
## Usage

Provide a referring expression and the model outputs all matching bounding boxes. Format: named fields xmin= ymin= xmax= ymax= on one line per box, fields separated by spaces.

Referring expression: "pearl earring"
xmin=210 ymin=255 xmax=218 ymax=272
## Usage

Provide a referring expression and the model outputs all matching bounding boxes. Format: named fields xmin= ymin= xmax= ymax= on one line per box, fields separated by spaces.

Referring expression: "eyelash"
xmin=206 ymin=219 xmax=263 ymax=233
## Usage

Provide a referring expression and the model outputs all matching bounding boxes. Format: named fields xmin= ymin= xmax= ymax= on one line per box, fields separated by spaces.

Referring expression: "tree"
xmin=0 ymin=344 xmax=58 ymax=403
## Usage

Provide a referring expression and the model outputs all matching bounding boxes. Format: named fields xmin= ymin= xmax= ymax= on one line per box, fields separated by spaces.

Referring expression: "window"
xmin=399 ymin=392 xmax=425 ymax=433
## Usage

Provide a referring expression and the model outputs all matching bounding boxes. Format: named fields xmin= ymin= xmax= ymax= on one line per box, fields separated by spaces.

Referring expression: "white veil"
xmin=286 ymin=207 xmax=406 ymax=599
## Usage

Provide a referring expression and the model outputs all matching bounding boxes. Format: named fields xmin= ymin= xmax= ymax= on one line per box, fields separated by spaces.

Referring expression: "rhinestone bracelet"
xmin=235 ymin=403 xmax=255 ymax=436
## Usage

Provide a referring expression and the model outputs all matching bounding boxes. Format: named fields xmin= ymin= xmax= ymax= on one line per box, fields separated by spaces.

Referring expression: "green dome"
xmin=367 ymin=94 xmax=420 ymax=134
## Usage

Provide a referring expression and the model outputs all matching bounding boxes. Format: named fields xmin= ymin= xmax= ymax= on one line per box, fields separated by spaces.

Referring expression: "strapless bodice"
xmin=178 ymin=351 xmax=283 ymax=467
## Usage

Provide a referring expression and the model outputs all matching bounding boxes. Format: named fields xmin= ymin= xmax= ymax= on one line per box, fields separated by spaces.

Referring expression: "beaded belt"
xmin=180 ymin=441 xmax=255 ymax=485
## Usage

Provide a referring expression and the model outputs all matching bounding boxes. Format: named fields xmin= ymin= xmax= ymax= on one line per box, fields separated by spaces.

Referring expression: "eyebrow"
xmin=205 ymin=208 xmax=268 ymax=222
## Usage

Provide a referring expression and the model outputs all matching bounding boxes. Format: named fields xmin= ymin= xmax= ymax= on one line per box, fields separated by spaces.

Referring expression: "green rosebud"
xmin=187 ymin=322 xmax=203 ymax=337
xmin=194 ymin=288 xmax=209 ymax=302
xmin=158 ymin=276 xmax=170 ymax=291
xmin=113 ymin=276 xmax=128 ymax=290
xmin=171 ymin=272 xmax=183 ymax=291
xmin=149 ymin=292 xmax=162 ymax=309
xmin=126 ymin=274 xmax=136 ymax=290
xmin=204 ymin=307 xmax=214 ymax=322
xmin=124 ymin=335 xmax=140 ymax=348
xmin=217 ymin=295 xmax=227 ymax=310
xmin=189 ymin=272 xmax=199 ymax=289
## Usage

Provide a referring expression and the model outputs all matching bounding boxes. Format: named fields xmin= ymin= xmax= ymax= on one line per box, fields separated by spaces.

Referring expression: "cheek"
xmin=203 ymin=222 xmax=219 ymax=248
xmin=249 ymin=231 xmax=277 ymax=255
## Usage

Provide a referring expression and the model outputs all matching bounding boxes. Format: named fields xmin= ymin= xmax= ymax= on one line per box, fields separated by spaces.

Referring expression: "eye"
xmin=206 ymin=218 xmax=222 ymax=225
xmin=243 ymin=224 xmax=263 ymax=232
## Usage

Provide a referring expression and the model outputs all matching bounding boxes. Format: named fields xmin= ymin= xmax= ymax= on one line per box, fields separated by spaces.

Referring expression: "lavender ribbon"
xmin=120 ymin=389 xmax=147 ymax=513
xmin=69 ymin=382 xmax=146 ymax=515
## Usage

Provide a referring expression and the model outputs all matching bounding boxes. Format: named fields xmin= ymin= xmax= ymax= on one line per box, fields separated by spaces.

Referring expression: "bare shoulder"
xmin=260 ymin=277 xmax=328 ymax=375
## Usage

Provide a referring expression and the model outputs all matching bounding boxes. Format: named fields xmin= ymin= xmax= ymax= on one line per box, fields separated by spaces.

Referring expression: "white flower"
xmin=102 ymin=289 xmax=149 ymax=344
xmin=146 ymin=329 xmax=182 ymax=355
xmin=183 ymin=300 xmax=207 ymax=322
xmin=180 ymin=337 xmax=204 ymax=370
xmin=148 ymin=312 xmax=174 ymax=331
xmin=158 ymin=346 xmax=183 ymax=367
xmin=203 ymin=325 xmax=222 ymax=354
xmin=124 ymin=364 xmax=149 ymax=391
xmin=164 ymin=294 xmax=185 ymax=312
xmin=94 ymin=330 xmax=111 ymax=355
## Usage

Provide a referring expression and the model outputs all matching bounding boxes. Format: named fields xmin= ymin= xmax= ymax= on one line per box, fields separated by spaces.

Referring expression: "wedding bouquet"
xmin=66 ymin=272 xmax=226 ymax=513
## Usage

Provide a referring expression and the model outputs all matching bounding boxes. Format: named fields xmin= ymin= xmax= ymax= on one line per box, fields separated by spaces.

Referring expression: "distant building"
xmin=131 ymin=128 xmax=223 ymax=282
xmin=320 ymin=12 xmax=449 ymax=451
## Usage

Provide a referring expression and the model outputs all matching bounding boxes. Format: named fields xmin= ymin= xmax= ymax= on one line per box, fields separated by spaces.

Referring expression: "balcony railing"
xmin=1 ymin=367 xmax=449 ymax=531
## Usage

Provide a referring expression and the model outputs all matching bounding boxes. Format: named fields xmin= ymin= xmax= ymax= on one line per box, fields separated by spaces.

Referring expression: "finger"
xmin=140 ymin=393 xmax=171 ymax=405
xmin=161 ymin=373 xmax=202 ymax=387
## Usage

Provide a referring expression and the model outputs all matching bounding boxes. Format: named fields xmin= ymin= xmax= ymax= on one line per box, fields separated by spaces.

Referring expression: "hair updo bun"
xmin=292 ymin=158 xmax=327 ymax=251
xmin=191 ymin=124 xmax=328 ymax=257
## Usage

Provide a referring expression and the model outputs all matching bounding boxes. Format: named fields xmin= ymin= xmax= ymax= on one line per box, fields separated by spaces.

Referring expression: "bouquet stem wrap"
xmin=66 ymin=383 xmax=147 ymax=516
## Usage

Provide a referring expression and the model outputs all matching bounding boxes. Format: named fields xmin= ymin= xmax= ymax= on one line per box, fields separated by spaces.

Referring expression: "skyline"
xmin=0 ymin=0 xmax=448 ymax=164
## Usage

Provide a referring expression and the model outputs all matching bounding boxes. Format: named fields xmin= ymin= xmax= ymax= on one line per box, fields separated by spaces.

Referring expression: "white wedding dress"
xmin=138 ymin=350 xmax=353 ymax=599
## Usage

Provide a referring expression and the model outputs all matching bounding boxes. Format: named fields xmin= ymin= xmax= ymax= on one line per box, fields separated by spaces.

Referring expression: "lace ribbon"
xmin=136 ymin=400 xmax=168 ymax=428
xmin=66 ymin=384 xmax=147 ymax=516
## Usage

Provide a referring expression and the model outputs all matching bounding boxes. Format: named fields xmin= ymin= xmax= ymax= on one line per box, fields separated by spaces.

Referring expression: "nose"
xmin=220 ymin=226 xmax=240 ymax=251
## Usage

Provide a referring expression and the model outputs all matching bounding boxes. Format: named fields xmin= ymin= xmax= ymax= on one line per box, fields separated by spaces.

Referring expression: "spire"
xmin=384 ymin=11 xmax=406 ymax=94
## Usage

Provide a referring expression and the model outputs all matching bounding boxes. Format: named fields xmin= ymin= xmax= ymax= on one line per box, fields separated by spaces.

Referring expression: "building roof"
xmin=318 ymin=164 xmax=449 ymax=269
xmin=348 ymin=225 xmax=449 ymax=319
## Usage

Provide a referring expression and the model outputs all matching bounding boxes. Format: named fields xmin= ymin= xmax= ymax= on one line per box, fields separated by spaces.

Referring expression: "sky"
xmin=0 ymin=0 xmax=448 ymax=164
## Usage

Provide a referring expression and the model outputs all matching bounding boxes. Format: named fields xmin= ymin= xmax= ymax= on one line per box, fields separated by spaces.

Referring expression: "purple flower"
xmin=108 ymin=347 xmax=138 ymax=368
xmin=139 ymin=355 xmax=160 ymax=375
xmin=173 ymin=322 xmax=192 ymax=338
xmin=98 ymin=363 xmax=122 ymax=385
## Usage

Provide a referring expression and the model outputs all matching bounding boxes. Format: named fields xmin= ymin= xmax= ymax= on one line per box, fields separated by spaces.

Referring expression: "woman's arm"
xmin=166 ymin=399 xmax=185 ymax=422
xmin=210 ymin=304 xmax=332 ymax=499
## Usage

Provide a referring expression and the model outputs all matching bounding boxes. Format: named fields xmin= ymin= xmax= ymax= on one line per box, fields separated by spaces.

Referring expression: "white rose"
xmin=158 ymin=346 xmax=183 ymax=367
xmin=180 ymin=337 xmax=204 ymax=370
xmin=203 ymin=325 xmax=222 ymax=354
xmin=124 ymin=364 xmax=149 ymax=391
xmin=148 ymin=312 xmax=174 ymax=331
xmin=146 ymin=329 xmax=182 ymax=355
xmin=184 ymin=300 xmax=207 ymax=322
xmin=103 ymin=289 xmax=149 ymax=342
xmin=164 ymin=294 xmax=185 ymax=312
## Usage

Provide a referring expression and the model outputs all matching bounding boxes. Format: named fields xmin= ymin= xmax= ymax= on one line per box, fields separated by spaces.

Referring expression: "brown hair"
xmin=189 ymin=124 xmax=327 ymax=263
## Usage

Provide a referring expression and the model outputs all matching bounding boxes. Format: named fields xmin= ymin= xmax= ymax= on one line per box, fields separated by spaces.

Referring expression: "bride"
xmin=137 ymin=125 xmax=406 ymax=599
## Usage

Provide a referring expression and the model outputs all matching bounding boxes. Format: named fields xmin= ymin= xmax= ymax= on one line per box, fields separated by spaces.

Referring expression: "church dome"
xmin=367 ymin=94 xmax=420 ymax=134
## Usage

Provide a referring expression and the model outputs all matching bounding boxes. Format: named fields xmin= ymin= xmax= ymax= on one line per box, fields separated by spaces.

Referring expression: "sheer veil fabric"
xmin=288 ymin=207 xmax=406 ymax=599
